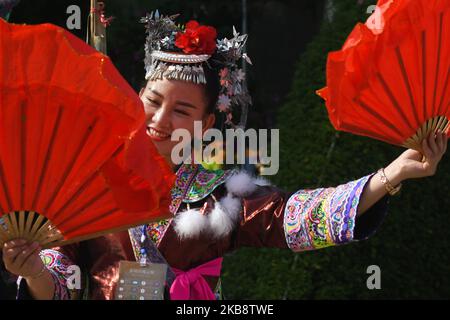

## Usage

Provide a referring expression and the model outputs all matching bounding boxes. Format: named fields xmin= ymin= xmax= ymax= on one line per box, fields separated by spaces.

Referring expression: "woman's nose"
xmin=151 ymin=106 xmax=171 ymax=128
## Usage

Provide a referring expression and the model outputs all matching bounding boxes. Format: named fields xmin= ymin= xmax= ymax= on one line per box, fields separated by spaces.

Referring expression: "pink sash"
xmin=170 ymin=257 xmax=223 ymax=300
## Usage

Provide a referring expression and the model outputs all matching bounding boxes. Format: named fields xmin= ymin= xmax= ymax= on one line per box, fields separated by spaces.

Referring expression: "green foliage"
xmin=222 ymin=0 xmax=450 ymax=299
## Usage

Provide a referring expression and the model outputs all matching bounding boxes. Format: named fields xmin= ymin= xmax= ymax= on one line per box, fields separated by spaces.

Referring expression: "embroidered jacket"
xmin=16 ymin=164 xmax=388 ymax=299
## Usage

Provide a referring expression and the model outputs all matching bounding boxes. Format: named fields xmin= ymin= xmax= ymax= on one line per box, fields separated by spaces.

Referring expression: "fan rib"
xmin=63 ymin=207 xmax=120 ymax=236
xmin=43 ymin=118 xmax=99 ymax=213
xmin=0 ymin=224 xmax=9 ymax=242
xmin=29 ymin=214 xmax=45 ymax=239
xmin=56 ymin=188 xmax=109 ymax=228
xmin=421 ymin=31 xmax=427 ymax=121
xmin=355 ymin=98 xmax=404 ymax=139
xmin=0 ymin=161 xmax=13 ymax=212
xmin=23 ymin=211 xmax=35 ymax=239
xmin=39 ymin=231 xmax=64 ymax=247
xmin=436 ymin=68 xmax=450 ymax=116
xmin=395 ymin=46 xmax=421 ymax=128
xmin=18 ymin=211 xmax=25 ymax=237
xmin=342 ymin=122 xmax=396 ymax=146
xmin=51 ymin=145 xmax=124 ymax=221
xmin=34 ymin=219 xmax=52 ymax=243
xmin=111 ymin=144 xmax=124 ymax=158
xmin=0 ymin=221 xmax=8 ymax=242
xmin=2 ymin=215 xmax=14 ymax=240
xmin=9 ymin=212 xmax=19 ymax=238
xmin=20 ymin=101 xmax=26 ymax=209
xmin=50 ymin=172 xmax=98 ymax=221
xmin=432 ymin=13 xmax=444 ymax=116
xmin=31 ymin=107 xmax=64 ymax=208
xmin=376 ymin=72 xmax=415 ymax=132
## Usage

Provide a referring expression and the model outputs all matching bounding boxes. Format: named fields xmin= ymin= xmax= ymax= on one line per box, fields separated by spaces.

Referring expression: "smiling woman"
xmin=140 ymin=77 xmax=216 ymax=164
xmin=5 ymin=9 xmax=448 ymax=301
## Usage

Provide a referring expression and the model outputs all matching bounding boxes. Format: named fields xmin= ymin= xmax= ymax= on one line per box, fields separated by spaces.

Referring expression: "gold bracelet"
xmin=378 ymin=168 xmax=402 ymax=196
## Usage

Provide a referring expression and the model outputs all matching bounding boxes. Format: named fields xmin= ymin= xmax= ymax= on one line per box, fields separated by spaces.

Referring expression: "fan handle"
xmin=0 ymin=211 xmax=64 ymax=249
xmin=402 ymin=116 xmax=449 ymax=152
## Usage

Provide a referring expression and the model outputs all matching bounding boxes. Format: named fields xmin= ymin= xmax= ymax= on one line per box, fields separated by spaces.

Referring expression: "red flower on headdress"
xmin=175 ymin=20 xmax=217 ymax=55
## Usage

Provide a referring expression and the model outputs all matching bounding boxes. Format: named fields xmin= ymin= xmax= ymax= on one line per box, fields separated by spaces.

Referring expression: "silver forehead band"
xmin=145 ymin=51 xmax=210 ymax=84
xmin=151 ymin=50 xmax=210 ymax=64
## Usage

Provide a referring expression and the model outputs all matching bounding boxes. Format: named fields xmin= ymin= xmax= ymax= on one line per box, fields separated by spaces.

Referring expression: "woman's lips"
xmin=147 ymin=127 xmax=171 ymax=141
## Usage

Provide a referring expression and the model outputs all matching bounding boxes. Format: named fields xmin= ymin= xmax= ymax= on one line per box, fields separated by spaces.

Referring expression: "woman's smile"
xmin=147 ymin=126 xmax=171 ymax=141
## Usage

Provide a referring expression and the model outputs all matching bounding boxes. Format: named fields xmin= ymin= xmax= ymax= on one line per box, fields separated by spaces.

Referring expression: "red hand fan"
xmin=317 ymin=0 xmax=450 ymax=151
xmin=0 ymin=19 xmax=175 ymax=249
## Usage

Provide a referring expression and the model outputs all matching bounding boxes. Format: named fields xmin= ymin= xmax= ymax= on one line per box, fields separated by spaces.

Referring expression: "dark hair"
xmin=202 ymin=63 xmax=221 ymax=115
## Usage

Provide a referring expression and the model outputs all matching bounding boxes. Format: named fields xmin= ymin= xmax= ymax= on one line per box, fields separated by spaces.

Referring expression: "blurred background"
xmin=3 ymin=0 xmax=449 ymax=299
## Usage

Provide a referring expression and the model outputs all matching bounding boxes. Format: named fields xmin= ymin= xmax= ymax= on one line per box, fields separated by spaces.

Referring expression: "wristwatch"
xmin=378 ymin=168 xmax=402 ymax=196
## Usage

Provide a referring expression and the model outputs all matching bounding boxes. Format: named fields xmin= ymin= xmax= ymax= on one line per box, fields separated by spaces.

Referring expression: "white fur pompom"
xmin=209 ymin=194 xmax=242 ymax=238
xmin=225 ymin=171 xmax=257 ymax=196
xmin=220 ymin=194 xmax=242 ymax=223
xmin=173 ymin=209 xmax=208 ymax=239
xmin=209 ymin=202 xmax=235 ymax=238
xmin=254 ymin=176 xmax=272 ymax=186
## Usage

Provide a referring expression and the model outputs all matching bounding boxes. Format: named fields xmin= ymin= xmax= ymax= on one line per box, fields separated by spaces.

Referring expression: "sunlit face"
xmin=140 ymin=78 xmax=215 ymax=164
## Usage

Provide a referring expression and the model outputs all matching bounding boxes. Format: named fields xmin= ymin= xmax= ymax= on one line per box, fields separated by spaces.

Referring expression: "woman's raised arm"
xmin=357 ymin=131 xmax=448 ymax=216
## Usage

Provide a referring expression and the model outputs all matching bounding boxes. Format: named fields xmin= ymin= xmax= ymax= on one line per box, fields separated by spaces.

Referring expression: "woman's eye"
xmin=146 ymin=97 xmax=160 ymax=106
xmin=175 ymin=109 xmax=190 ymax=117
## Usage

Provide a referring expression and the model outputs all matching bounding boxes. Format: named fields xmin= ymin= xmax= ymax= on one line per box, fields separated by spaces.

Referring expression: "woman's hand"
xmin=2 ymin=239 xmax=44 ymax=279
xmin=386 ymin=130 xmax=448 ymax=183
xmin=2 ymin=239 xmax=56 ymax=299
xmin=358 ymin=130 xmax=447 ymax=215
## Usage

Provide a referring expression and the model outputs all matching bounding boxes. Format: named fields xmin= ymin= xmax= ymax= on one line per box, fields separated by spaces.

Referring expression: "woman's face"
xmin=140 ymin=78 xmax=215 ymax=164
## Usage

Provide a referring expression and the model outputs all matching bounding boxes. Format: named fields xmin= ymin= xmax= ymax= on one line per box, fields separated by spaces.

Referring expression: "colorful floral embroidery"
xmin=146 ymin=219 xmax=170 ymax=245
xmin=170 ymin=164 xmax=199 ymax=214
xmin=50 ymin=272 xmax=70 ymax=300
xmin=39 ymin=249 xmax=75 ymax=300
xmin=184 ymin=165 xmax=234 ymax=203
xmin=284 ymin=174 xmax=373 ymax=252
xmin=140 ymin=164 xmax=233 ymax=247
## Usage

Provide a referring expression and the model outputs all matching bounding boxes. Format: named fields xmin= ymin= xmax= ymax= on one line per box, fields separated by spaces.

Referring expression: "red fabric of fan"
xmin=317 ymin=0 xmax=450 ymax=151
xmin=0 ymin=19 xmax=175 ymax=248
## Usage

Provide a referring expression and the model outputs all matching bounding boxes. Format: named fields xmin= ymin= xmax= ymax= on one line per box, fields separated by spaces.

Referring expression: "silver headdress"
xmin=140 ymin=10 xmax=252 ymax=127
xmin=147 ymin=52 xmax=210 ymax=84
xmin=140 ymin=11 xmax=210 ymax=84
